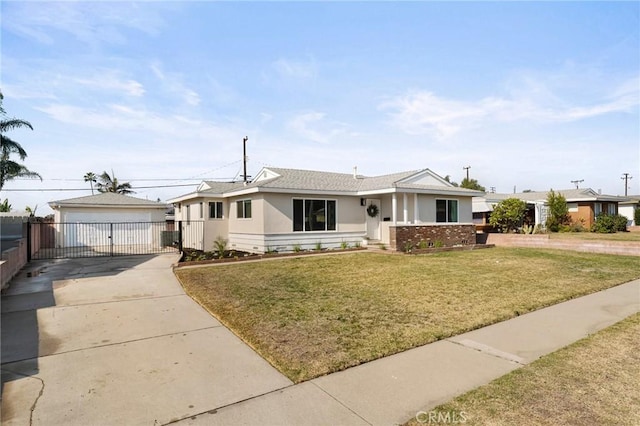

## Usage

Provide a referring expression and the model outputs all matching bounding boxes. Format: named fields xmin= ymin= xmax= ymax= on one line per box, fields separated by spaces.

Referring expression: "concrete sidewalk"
xmin=1 ymin=255 xmax=638 ymax=426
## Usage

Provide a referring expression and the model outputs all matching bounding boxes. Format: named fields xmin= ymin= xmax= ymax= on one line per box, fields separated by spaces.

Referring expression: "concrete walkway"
xmin=1 ymin=254 xmax=638 ymax=425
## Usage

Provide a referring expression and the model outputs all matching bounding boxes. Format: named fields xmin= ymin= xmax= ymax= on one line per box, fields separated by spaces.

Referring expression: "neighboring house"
xmin=473 ymin=188 xmax=629 ymax=231
xmin=48 ymin=193 xmax=168 ymax=248
xmin=168 ymin=166 xmax=482 ymax=253
xmin=619 ymin=196 xmax=640 ymax=226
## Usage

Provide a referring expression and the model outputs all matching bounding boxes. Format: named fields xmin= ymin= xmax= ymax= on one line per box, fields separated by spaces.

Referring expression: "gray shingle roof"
xmin=481 ymin=188 xmax=628 ymax=203
xmin=168 ymin=166 xmax=480 ymax=202
xmin=49 ymin=192 xmax=167 ymax=208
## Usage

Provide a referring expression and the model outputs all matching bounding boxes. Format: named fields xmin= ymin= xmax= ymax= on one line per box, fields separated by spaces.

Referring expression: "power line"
xmin=14 ymin=177 xmax=236 ymax=182
xmin=1 ymin=183 xmax=198 ymax=192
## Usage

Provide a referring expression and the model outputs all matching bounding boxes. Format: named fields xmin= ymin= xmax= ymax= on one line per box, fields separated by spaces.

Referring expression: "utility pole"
xmin=242 ymin=136 xmax=248 ymax=184
xmin=463 ymin=166 xmax=471 ymax=181
xmin=570 ymin=179 xmax=584 ymax=189
xmin=621 ymin=173 xmax=633 ymax=196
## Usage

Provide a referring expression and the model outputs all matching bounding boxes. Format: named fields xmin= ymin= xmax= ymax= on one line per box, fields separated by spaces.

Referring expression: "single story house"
xmin=48 ymin=193 xmax=168 ymax=248
xmin=168 ymin=166 xmax=483 ymax=253
xmin=473 ymin=188 xmax=629 ymax=231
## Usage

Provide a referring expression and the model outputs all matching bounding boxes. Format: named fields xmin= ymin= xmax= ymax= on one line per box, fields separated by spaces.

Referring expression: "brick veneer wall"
xmin=389 ymin=224 xmax=476 ymax=251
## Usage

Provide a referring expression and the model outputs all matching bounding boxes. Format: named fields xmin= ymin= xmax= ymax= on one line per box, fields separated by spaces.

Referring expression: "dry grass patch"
xmin=407 ymin=313 xmax=640 ymax=426
xmin=174 ymin=248 xmax=640 ymax=382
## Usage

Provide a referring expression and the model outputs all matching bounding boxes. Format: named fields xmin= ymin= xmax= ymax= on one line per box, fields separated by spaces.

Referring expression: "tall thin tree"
xmin=84 ymin=172 xmax=97 ymax=195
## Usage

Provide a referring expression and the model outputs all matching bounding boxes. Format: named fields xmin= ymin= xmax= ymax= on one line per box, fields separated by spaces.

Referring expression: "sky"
xmin=1 ymin=1 xmax=639 ymax=215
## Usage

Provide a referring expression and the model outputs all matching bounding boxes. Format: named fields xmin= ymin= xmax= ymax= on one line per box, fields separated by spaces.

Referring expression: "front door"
xmin=366 ymin=199 xmax=381 ymax=240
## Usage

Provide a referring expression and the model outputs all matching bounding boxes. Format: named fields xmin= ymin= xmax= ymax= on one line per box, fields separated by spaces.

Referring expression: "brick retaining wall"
xmin=485 ymin=234 xmax=640 ymax=256
xmin=390 ymin=224 xmax=476 ymax=251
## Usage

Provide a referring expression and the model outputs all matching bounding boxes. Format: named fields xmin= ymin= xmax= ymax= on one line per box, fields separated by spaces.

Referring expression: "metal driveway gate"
xmin=29 ymin=221 xmax=189 ymax=259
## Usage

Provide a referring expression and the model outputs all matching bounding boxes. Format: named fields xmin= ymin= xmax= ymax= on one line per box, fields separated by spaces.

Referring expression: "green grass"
xmin=175 ymin=248 xmax=640 ymax=382
xmin=549 ymin=231 xmax=640 ymax=242
xmin=406 ymin=313 xmax=640 ymax=426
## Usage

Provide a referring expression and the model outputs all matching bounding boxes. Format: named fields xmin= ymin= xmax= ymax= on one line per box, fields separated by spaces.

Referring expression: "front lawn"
xmin=174 ymin=248 xmax=640 ymax=382
xmin=406 ymin=313 xmax=640 ymax=425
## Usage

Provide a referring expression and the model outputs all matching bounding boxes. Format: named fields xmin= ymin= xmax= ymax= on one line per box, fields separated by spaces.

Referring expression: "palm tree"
xmin=0 ymin=92 xmax=41 ymax=190
xmin=96 ymin=170 xmax=134 ymax=194
xmin=84 ymin=172 xmax=97 ymax=195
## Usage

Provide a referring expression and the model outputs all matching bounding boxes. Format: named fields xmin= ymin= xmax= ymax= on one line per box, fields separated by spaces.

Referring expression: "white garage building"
xmin=48 ymin=193 xmax=168 ymax=250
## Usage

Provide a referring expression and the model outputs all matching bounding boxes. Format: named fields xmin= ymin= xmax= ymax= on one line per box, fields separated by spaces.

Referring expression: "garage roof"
xmin=49 ymin=193 xmax=167 ymax=209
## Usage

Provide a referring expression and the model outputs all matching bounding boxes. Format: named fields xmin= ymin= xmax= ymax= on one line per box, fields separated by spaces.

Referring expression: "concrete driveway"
xmin=1 ymin=254 xmax=292 ymax=425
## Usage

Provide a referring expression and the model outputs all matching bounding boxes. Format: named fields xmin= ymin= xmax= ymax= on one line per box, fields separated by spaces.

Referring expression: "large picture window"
xmin=209 ymin=201 xmax=223 ymax=219
xmin=293 ymin=199 xmax=336 ymax=231
xmin=436 ymin=199 xmax=458 ymax=223
xmin=237 ymin=199 xmax=252 ymax=219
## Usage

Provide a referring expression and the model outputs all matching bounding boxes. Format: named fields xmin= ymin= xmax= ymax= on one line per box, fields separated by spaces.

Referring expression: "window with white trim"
xmin=436 ymin=199 xmax=458 ymax=223
xmin=209 ymin=201 xmax=223 ymax=219
xmin=237 ymin=199 xmax=252 ymax=219
xmin=293 ymin=199 xmax=336 ymax=231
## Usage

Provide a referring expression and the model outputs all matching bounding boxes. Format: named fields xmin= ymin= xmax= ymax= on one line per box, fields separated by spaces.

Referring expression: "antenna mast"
xmin=242 ymin=136 xmax=248 ymax=183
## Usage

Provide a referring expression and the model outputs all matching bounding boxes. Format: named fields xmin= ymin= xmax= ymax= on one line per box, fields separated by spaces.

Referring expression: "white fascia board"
xmin=167 ymin=192 xmax=213 ymax=204
xmin=356 ymin=188 xmax=396 ymax=196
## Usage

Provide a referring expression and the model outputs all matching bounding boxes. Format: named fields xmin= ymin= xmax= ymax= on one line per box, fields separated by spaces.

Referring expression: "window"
xmin=594 ymin=202 xmax=603 ymax=217
xmin=237 ymin=199 xmax=252 ymax=219
xmin=436 ymin=199 xmax=458 ymax=223
xmin=293 ymin=199 xmax=336 ymax=231
xmin=209 ymin=201 xmax=223 ymax=219
xmin=185 ymin=204 xmax=190 ymax=222
xmin=607 ymin=203 xmax=616 ymax=215
xmin=199 ymin=202 xmax=203 ymax=219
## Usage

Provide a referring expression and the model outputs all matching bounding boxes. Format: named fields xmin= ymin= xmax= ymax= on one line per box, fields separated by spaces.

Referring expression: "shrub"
xmin=418 ymin=240 xmax=428 ymax=249
xmin=314 ymin=241 xmax=323 ymax=251
xmin=340 ymin=241 xmax=349 ymax=249
xmin=613 ymin=214 xmax=628 ymax=232
xmin=545 ymin=190 xmax=570 ymax=232
xmin=569 ymin=220 xmax=586 ymax=233
xmin=434 ymin=240 xmax=444 ymax=248
xmin=489 ymin=198 xmax=528 ymax=233
xmin=635 ymin=208 xmax=640 ymax=226
xmin=521 ymin=224 xmax=534 ymax=234
xmin=213 ymin=236 xmax=228 ymax=259
xmin=591 ymin=214 xmax=616 ymax=233
xmin=292 ymin=244 xmax=302 ymax=253
xmin=403 ymin=241 xmax=413 ymax=253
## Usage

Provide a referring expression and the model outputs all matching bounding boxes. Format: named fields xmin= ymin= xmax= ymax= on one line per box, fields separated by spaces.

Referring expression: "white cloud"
xmin=151 ymin=62 xmax=201 ymax=106
xmin=287 ymin=111 xmax=349 ymax=144
xmin=74 ymin=74 xmax=145 ymax=97
xmin=35 ymin=103 xmax=236 ymax=144
xmin=381 ymin=74 xmax=640 ymax=138
xmin=272 ymin=57 xmax=318 ymax=80
xmin=3 ymin=1 xmax=168 ymax=46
